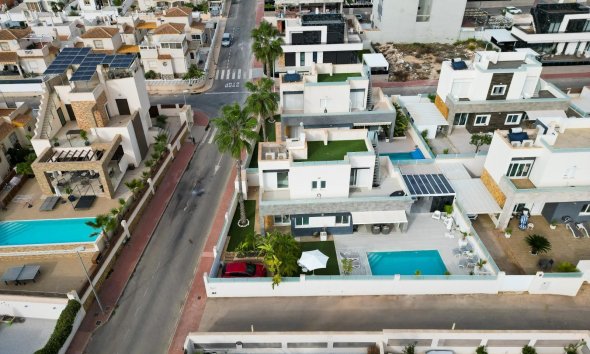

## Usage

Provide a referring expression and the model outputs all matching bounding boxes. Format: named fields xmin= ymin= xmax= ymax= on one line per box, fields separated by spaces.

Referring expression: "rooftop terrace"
xmin=298 ymin=140 xmax=368 ymax=161
xmin=552 ymin=128 xmax=590 ymax=149
xmin=317 ymin=72 xmax=362 ymax=82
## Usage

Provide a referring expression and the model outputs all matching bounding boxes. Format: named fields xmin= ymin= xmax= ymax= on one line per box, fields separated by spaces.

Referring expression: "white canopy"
xmin=525 ymin=110 xmax=567 ymax=121
xmin=362 ymin=53 xmax=389 ymax=70
xmin=438 ymin=163 xmax=472 ymax=180
xmin=405 ymin=102 xmax=449 ymax=127
xmin=449 ymin=179 xmax=501 ymax=215
xmin=298 ymin=250 xmax=329 ymax=272
xmin=351 ymin=210 xmax=408 ymax=225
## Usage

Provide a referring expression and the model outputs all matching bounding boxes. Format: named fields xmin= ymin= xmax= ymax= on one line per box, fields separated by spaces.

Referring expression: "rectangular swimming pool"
xmin=0 ymin=218 xmax=98 ymax=247
xmin=381 ymin=148 xmax=425 ymax=161
xmin=368 ymin=250 xmax=447 ymax=275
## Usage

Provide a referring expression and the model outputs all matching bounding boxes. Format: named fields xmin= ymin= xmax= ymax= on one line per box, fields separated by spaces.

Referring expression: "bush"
xmin=183 ymin=64 xmax=204 ymax=80
xmin=556 ymin=261 xmax=579 ymax=273
xmin=15 ymin=152 xmax=36 ymax=175
xmin=522 ymin=345 xmax=537 ymax=354
xmin=112 ymin=0 xmax=122 ymax=6
xmin=402 ymin=343 xmax=416 ymax=354
xmin=476 ymin=345 xmax=488 ymax=354
xmin=144 ymin=70 xmax=158 ymax=79
xmin=35 ymin=300 xmax=81 ymax=354
xmin=392 ymin=102 xmax=409 ymax=137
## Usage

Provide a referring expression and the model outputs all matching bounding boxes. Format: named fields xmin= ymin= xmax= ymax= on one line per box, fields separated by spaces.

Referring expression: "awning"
xmin=362 ymin=53 xmax=389 ymax=70
xmin=450 ymin=179 xmax=501 ymax=214
xmin=438 ymin=163 xmax=471 ymax=180
xmin=405 ymin=102 xmax=449 ymax=127
xmin=525 ymin=110 xmax=567 ymax=121
xmin=483 ymin=29 xmax=517 ymax=43
xmin=117 ymin=44 xmax=140 ymax=54
xmin=351 ymin=210 xmax=407 ymax=225
xmin=402 ymin=174 xmax=455 ymax=197
xmin=137 ymin=21 xmax=157 ymax=30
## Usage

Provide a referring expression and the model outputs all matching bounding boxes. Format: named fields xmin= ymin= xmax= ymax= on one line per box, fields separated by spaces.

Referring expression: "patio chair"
xmin=432 ymin=210 xmax=442 ymax=220
xmin=340 ymin=252 xmax=360 ymax=261
xmin=452 ymin=248 xmax=462 ymax=258
xmin=576 ymin=223 xmax=589 ymax=238
xmin=458 ymin=259 xmax=468 ymax=268
xmin=565 ymin=220 xmax=583 ymax=239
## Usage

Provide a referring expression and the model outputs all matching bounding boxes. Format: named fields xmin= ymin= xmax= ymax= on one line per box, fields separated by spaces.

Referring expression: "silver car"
xmin=221 ymin=33 xmax=232 ymax=47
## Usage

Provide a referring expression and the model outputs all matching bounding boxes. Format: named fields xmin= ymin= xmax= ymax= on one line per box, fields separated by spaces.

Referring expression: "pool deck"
xmin=334 ymin=214 xmax=478 ymax=276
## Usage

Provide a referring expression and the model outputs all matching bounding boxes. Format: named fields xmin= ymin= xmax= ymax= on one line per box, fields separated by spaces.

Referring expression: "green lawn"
xmin=248 ymin=116 xmax=280 ymax=169
xmin=226 ymin=200 xmax=256 ymax=252
xmin=317 ymin=72 xmax=362 ymax=82
xmin=300 ymin=241 xmax=340 ymax=275
xmin=302 ymin=140 xmax=368 ymax=162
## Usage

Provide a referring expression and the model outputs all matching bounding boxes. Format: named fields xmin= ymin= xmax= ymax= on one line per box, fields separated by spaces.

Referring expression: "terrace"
xmin=0 ymin=318 xmax=56 ymax=354
xmin=317 ymin=72 xmax=362 ymax=82
xmin=298 ymin=140 xmax=368 ymax=162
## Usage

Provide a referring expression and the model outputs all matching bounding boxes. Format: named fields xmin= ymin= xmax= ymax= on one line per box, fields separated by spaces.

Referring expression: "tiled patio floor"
xmin=431 ymin=127 xmax=489 ymax=155
xmin=476 ymin=215 xmax=590 ymax=274
xmin=333 ymin=214 xmax=482 ymax=276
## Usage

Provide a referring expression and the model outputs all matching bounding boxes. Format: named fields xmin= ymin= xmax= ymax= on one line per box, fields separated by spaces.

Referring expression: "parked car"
xmin=221 ymin=33 xmax=232 ymax=47
xmin=504 ymin=6 xmax=522 ymax=14
xmin=222 ymin=262 xmax=267 ymax=277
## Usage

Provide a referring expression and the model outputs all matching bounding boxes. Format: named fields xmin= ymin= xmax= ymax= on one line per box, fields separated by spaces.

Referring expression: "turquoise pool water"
xmin=381 ymin=148 xmax=425 ymax=161
xmin=368 ymin=250 xmax=447 ymax=275
xmin=0 ymin=218 xmax=98 ymax=246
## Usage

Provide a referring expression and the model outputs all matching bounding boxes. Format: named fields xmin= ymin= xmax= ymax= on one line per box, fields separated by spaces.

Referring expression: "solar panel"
xmin=402 ymin=174 xmax=455 ymax=197
xmin=44 ymin=47 xmax=136 ymax=79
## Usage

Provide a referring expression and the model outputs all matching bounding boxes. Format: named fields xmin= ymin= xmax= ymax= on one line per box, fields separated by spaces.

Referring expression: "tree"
xmin=251 ymin=20 xmax=284 ymax=77
xmin=212 ymin=103 xmax=258 ymax=227
xmin=256 ymin=231 xmax=301 ymax=288
xmin=15 ymin=152 xmax=36 ymax=176
xmin=183 ymin=64 xmax=204 ymax=80
xmin=525 ymin=234 xmax=552 ymax=255
xmin=86 ymin=214 xmax=117 ymax=247
xmin=144 ymin=70 xmax=158 ymax=79
xmin=476 ymin=345 xmax=488 ymax=354
xmin=124 ymin=178 xmax=145 ymax=199
xmin=392 ymin=102 xmax=409 ymax=137
xmin=245 ymin=78 xmax=279 ymax=142
xmin=470 ymin=133 xmax=492 ymax=153
xmin=522 ymin=345 xmax=537 ymax=354
xmin=564 ymin=340 xmax=586 ymax=354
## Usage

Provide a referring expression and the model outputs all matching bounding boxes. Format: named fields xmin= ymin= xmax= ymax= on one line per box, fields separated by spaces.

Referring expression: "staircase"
xmin=371 ymin=132 xmax=380 ymax=187
xmin=366 ymin=83 xmax=373 ymax=110
xmin=38 ymin=91 xmax=58 ymax=140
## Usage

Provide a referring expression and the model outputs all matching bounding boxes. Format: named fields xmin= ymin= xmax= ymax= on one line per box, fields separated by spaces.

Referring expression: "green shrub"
xmin=443 ymin=204 xmax=453 ymax=215
xmin=35 ymin=300 xmax=81 ymax=354
xmin=522 ymin=345 xmax=537 ymax=354
xmin=556 ymin=261 xmax=579 ymax=273
xmin=476 ymin=345 xmax=488 ymax=354
xmin=144 ymin=70 xmax=158 ymax=79
xmin=402 ymin=343 xmax=416 ymax=354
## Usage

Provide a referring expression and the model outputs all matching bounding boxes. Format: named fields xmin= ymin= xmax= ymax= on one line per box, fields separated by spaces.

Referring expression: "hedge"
xmin=35 ymin=300 xmax=81 ymax=354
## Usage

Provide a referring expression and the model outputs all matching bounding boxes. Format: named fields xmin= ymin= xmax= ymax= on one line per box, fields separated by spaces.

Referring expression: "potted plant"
xmin=79 ymin=130 xmax=90 ymax=146
xmin=564 ymin=340 xmax=586 ymax=354
xmin=522 ymin=345 xmax=537 ymax=354
xmin=550 ymin=219 xmax=558 ymax=230
xmin=476 ymin=259 xmax=488 ymax=270
xmin=341 ymin=258 xmax=353 ymax=275
xmin=525 ymin=234 xmax=551 ymax=255
xmin=443 ymin=204 xmax=453 ymax=216
xmin=52 ymin=137 xmax=59 ymax=146
xmin=64 ymin=186 xmax=77 ymax=202
xmin=504 ymin=228 xmax=512 ymax=238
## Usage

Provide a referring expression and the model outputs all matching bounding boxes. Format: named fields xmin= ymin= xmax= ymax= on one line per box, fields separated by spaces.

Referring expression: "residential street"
xmin=83 ymin=1 xmax=256 ymax=353
xmin=200 ymin=286 xmax=590 ymax=332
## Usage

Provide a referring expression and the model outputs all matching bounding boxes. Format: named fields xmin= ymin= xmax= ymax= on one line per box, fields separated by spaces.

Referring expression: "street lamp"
xmin=75 ymin=246 xmax=105 ymax=314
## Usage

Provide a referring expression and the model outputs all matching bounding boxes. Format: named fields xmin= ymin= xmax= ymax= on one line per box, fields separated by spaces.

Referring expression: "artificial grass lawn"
xmin=226 ymin=200 xmax=256 ymax=252
xmin=317 ymin=72 xmax=362 ymax=83
xmin=302 ymin=140 xmax=368 ymax=162
xmin=248 ymin=115 xmax=280 ymax=169
xmin=300 ymin=241 xmax=340 ymax=276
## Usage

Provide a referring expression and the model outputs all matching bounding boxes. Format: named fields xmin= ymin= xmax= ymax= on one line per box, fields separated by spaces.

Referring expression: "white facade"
xmin=367 ymin=0 xmax=467 ymax=44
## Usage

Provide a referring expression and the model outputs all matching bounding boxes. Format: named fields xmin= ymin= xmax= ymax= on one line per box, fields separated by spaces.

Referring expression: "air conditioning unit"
xmin=277 ymin=152 xmax=287 ymax=159
xmin=319 ymin=231 xmax=327 ymax=241
xmin=265 ymin=152 xmax=275 ymax=160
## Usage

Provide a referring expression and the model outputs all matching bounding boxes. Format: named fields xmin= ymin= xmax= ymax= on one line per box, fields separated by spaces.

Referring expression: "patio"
xmin=333 ymin=213 xmax=489 ymax=276
xmin=475 ymin=215 xmax=590 ymax=275
xmin=378 ymin=133 xmax=420 ymax=154
xmin=431 ymin=127 xmax=487 ymax=155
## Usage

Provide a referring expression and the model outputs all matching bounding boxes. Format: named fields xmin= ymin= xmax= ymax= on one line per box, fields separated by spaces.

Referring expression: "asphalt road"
xmin=200 ymin=286 xmax=590 ymax=332
xmin=84 ymin=0 xmax=256 ymax=353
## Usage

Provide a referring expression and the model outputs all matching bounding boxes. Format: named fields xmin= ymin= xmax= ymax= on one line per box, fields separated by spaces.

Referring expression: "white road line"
xmin=219 ymin=69 xmax=225 ymax=80
xmin=237 ymin=69 xmax=241 ymax=80
xmin=208 ymin=127 xmax=218 ymax=144
xmin=215 ymin=70 xmax=220 ymax=80
xmin=231 ymin=70 xmax=236 ymax=80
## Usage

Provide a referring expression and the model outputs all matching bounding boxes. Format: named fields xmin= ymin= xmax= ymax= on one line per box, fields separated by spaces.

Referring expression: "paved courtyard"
xmin=0 ymin=318 xmax=56 ymax=354
xmin=431 ymin=127 xmax=489 ymax=155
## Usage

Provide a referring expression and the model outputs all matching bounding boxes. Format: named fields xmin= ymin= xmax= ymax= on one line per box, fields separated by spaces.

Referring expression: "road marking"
xmin=231 ymin=70 xmax=236 ymax=80
xmin=208 ymin=127 xmax=217 ymax=144
xmin=203 ymin=91 xmax=249 ymax=95
xmin=237 ymin=69 xmax=241 ymax=80
xmin=214 ymin=155 xmax=223 ymax=175
xmin=215 ymin=70 xmax=220 ymax=80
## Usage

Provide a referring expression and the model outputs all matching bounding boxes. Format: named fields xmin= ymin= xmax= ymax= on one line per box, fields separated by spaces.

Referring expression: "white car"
xmin=505 ymin=6 xmax=522 ymax=14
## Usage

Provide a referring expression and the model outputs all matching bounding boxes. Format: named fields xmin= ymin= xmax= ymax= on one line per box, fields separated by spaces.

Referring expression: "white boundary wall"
xmin=185 ymin=330 xmax=590 ymax=354
xmin=0 ymin=294 xmax=68 ymax=319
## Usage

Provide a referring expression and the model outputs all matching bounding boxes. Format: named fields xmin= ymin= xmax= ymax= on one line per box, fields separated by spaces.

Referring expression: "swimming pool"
xmin=381 ymin=148 xmax=425 ymax=161
xmin=0 ymin=218 xmax=98 ymax=246
xmin=368 ymin=250 xmax=447 ymax=275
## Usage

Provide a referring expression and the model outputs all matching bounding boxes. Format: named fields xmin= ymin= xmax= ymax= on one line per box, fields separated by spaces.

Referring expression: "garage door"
xmin=283 ymin=92 xmax=303 ymax=111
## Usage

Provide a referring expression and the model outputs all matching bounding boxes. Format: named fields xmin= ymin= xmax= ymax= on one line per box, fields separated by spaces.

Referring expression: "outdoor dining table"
xmin=1 ymin=266 xmax=24 ymax=285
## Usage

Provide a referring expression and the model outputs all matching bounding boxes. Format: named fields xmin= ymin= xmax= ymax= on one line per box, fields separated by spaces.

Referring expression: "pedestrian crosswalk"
xmin=215 ymin=68 xmax=252 ymax=81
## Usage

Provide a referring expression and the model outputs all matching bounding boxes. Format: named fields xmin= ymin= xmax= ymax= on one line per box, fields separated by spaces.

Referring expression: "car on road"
xmin=504 ymin=6 xmax=522 ymax=14
xmin=222 ymin=262 xmax=267 ymax=278
xmin=221 ymin=33 xmax=232 ymax=47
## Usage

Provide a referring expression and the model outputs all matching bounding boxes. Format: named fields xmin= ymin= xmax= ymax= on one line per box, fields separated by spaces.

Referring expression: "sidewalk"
xmin=66 ymin=142 xmax=197 ymax=354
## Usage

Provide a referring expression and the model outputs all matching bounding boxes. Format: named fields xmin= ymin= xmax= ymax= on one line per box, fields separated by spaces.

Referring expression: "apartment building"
xmin=279 ymin=61 xmax=396 ymax=141
xmin=510 ymin=1 xmax=590 ymax=65
xmin=255 ymin=128 xmax=413 ymax=235
xmin=271 ymin=1 xmax=363 ymax=73
xmin=30 ymin=47 xmax=152 ymax=201
xmin=482 ymin=115 xmax=590 ymax=229
xmin=366 ymin=0 xmax=467 ymax=43
xmin=434 ymin=51 xmax=570 ymax=135
xmin=0 ymin=27 xmax=59 ymax=77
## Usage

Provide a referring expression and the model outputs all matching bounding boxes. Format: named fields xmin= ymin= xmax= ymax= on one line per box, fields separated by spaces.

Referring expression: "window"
xmin=274 ymin=214 xmax=291 ymax=225
xmin=506 ymin=159 xmax=534 ymax=178
xmin=335 ymin=215 xmax=349 ymax=225
xmin=300 ymin=52 xmax=305 ymax=66
xmin=581 ymin=204 xmax=590 ymax=215
xmin=454 ymin=112 xmax=468 ymax=126
xmin=312 ymin=51 xmax=317 ymax=63
xmin=474 ymin=114 xmax=490 ymax=126
xmin=0 ymin=42 xmax=9 ymax=51
xmin=295 ymin=216 xmax=309 ymax=226
xmin=277 ymin=171 xmax=289 ymax=188
xmin=505 ymin=113 xmax=522 ymax=125
xmin=312 ymin=180 xmax=326 ymax=189
xmin=416 ymin=0 xmax=432 ymax=22
xmin=491 ymin=85 xmax=507 ymax=96
xmin=93 ymin=40 xmax=103 ymax=49
xmin=161 ymin=42 xmax=182 ymax=49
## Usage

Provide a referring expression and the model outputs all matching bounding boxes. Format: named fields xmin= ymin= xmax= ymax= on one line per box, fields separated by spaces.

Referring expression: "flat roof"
xmin=525 ymin=110 xmax=567 ymax=121
xmin=450 ymin=179 xmax=501 ymax=214
xmin=484 ymin=29 xmax=517 ymax=43
xmin=571 ymin=96 xmax=590 ymax=114
xmin=552 ymin=128 xmax=590 ymax=149
xmin=405 ymin=102 xmax=449 ymax=127
xmin=363 ymin=53 xmax=389 ymax=69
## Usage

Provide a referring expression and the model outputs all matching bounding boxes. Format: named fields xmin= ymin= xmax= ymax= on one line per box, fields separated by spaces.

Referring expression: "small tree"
xmin=476 ymin=345 xmax=488 ymax=354
xmin=522 ymin=345 xmax=537 ymax=354
xmin=564 ymin=340 xmax=586 ymax=354
xmin=402 ymin=342 xmax=416 ymax=354
xmin=525 ymin=234 xmax=552 ymax=255
xmin=255 ymin=231 xmax=301 ymax=288
xmin=155 ymin=115 xmax=168 ymax=129
xmin=144 ymin=70 xmax=158 ymax=79
xmin=341 ymin=258 xmax=353 ymax=275
xmin=183 ymin=64 xmax=204 ymax=80
xmin=124 ymin=178 xmax=145 ymax=199
xmin=392 ymin=103 xmax=409 ymax=137
xmin=86 ymin=214 xmax=117 ymax=247
xmin=470 ymin=133 xmax=492 ymax=153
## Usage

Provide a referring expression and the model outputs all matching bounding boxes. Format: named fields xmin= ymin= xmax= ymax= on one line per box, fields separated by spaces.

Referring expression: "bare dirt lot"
xmin=375 ymin=39 xmax=487 ymax=81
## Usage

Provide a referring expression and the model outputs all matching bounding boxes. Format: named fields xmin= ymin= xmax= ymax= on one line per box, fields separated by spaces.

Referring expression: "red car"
xmin=222 ymin=262 xmax=267 ymax=278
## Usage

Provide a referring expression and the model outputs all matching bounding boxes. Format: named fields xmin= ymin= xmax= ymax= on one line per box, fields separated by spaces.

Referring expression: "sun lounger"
xmin=340 ymin=252 xmax=360 ymax=261
xmin=39 ymin=196 xmax=60 ymax=211
xmin=565 ymin=221 xmax=583 ymax=239
xmin=17 ymin=265 xmax=41 ymax=284
xmin=2 ymin=266 xmax=24 ymax=285
xmin=459 ymin=259 xmax=468 ymax=268
xmin=576 ymin=223 xmax=589 ymax=238
xmin=452 ymin=248 xmax=462 ymax=258
xmin=74 ymin=195 xmax=96 ymax=210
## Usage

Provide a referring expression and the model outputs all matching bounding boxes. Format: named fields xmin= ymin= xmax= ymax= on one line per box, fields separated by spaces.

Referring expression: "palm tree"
xmin=124 ymin=178 xmax=145 ymax=199
xmin=525 ymin=234 xmax=552 ymax=255
xmin=245 ymin=78 xmax=279 ymax=142
xmin=212 ymin=103 xmax=258 ymax=227
xmin=86 ymin=214 xmax=117 ymax=247
xmin=251 ymin=20 xmax=284 ymax=77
